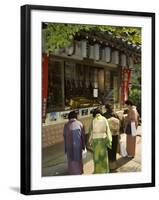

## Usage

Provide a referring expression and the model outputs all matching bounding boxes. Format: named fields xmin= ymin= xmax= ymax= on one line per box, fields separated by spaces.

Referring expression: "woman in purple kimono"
xmin=63 ymin=111 xmax=85 ymax=175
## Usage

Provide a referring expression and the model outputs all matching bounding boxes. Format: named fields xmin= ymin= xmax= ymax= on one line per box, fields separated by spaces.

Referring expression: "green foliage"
xmin=129 ymin=88 xmax=141 ymax=116
xmin=43 ymin=23 xmax=141 ymax=53
xmin=131 ymin=64 xmax=141 ymax=86
xmin=129 ymin=63 xmax=141 ymax=116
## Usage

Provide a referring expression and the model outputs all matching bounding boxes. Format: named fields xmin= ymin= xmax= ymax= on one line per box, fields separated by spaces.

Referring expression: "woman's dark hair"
xmin=105 ymin=103 xmax=113 ymax=111
xmin=125 ymin=100 xmax=134 ymax=106
xmin=68 ymin=111 xmax=77 ymax=120
xmin=106 ymin=112 xmax=119 ymax=120
xmin=92 ymin=108 xmax=101 ymax=118
xmin=111 ymin=112 xmax=120 ymax=119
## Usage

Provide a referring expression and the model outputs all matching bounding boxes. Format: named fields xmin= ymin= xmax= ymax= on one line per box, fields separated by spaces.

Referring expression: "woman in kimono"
xmin=107 ymin=113 xmax=120 ymax=169
xmin=63 ymin=111 xmax=85 ymax=175
xmin=125 ymin=100 xmax=139 ymax=158
xmin=103 ymin=103 xmax=113 ymax=119
xmin=88 ymin=109 xmax=112 ymax=173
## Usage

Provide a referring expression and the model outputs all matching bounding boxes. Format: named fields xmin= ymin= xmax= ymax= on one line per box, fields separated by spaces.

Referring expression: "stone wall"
xmin=42 ymin=116 xmax=92 ymax=148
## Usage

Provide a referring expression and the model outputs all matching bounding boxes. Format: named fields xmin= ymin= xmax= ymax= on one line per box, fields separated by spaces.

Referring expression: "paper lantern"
xmin=89 ymin=45 xmax=94 ymax=59
xmin=94 ymin=44 xmax=100 ymax=60
xmin=42 ymin=29 xmax=47 ymax=53
xmin=121 ymin=54 xmax=127 ymax=67
xmin=101 ymin=48 xmax=105 ymax=61
xmin=75 ymin=41 xmax=81 ymax=57
xmin=112 ymin=50 xmax=119 ymax=64
xmin=81 ymin=40 xmax=87 ymax=58
xmin=65 ymin=45 xmax=74 ymax=56
xmin=128 ymin=57 xmax=134 ymax=68
xmin=105 ymin=47 xmax=111 ymax=63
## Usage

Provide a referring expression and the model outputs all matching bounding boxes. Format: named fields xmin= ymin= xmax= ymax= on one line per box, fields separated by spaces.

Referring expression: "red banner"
xmin=121 ymin=67 xmax=131 ymax=105
xmin=42 ymin=53 xmax=48 ymax=122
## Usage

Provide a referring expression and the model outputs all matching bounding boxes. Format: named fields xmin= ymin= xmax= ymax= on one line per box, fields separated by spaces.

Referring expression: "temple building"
xmin=42 ymin=24 xmax=141 ymax=148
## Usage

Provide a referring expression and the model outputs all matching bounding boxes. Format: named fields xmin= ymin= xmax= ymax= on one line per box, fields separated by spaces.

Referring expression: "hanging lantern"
xmin=42 ymin=29 xmax=47 ymax=53
xmin=112 ymin=50 xmax=119 ymax=64
xmin=101 ymin=48 xmax=105 ymax=61
xmin=94 ymin=44 xmax=100 ymax=60
xmin=121 ymin=54 xmax=127 ymax=67
xmin=75 ymin=41 xmax=81 ymax=57
xmin=89 ymin=45 xmax=94 ymax=59
xmin=81 ymin=40 xmax=87 ymax=58
xmin=65 ymin=45 xmax=74 ymax=56
xmin=105 ymin=47 xmax=111 ymax=63
xmin=128 ymin=57 xmax=134 ymax=68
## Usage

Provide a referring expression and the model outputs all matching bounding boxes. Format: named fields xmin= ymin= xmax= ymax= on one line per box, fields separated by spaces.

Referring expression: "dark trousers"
xmin=108 ymin=135 xmax=119 ymax=161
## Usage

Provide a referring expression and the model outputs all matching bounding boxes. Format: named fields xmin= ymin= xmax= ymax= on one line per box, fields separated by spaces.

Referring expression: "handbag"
xmin=86 ymin=142 xmax=93 ymax=153
xmin=119 ymin=140 xmax=127 ymax=157
xmin=86 ymin=134 xmax=93 ymax=153
xmin=131 ymin=122 xmax=137 ymax=136
xmin=125 ymin=122 xmax=131 ymax=135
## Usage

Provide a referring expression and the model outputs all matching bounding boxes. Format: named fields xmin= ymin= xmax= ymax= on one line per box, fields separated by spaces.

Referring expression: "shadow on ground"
xmin=110 ymin=157 xmax=133 ymax=173
xmin=42 ymin=129 xmax=141 ymax=176
xmin=42 ymin=142 xmax=68 ymax=176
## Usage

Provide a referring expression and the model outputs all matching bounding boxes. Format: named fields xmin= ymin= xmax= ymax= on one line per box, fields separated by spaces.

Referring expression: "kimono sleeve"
xmin=105 ymin=119 xmax=112 ymax=149
xmin=88 ymin=121 xmax=93 ymax=145
xmin=63 ymin=124 xmax=67 ymax=153
xmin=85 ymin=121 xmax=93 ymax=152
xmin=130 ymin=109 xmax=137 ymax=121
xmin=81 ymin=124 xmax=86 ymax=150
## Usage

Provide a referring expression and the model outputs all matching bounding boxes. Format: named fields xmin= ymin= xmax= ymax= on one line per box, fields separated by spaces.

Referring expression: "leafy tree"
xmin=43 ymin=23 xmax=142 ymax=115
xmin=43 ymin=23 xmax=141 ymax=53
xmin=129 ymin=64 xmax=141 ymax=116
xmin=131 ymin=64 xmax=141 ymax=86
xmin=129 ymin=87 xmax=141 ymax=116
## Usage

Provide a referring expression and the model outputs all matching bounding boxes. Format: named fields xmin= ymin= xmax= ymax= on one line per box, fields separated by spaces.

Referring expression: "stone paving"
xmin=42 ymin=126 xmax=141 ymax=176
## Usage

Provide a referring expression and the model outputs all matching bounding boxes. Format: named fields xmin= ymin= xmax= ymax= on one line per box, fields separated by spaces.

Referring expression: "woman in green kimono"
xmin=88 ymin=109 xmax=112 ymax=173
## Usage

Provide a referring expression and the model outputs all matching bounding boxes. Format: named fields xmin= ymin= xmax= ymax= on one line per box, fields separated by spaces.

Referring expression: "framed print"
xmin=20 ymin=4 xmax=155 ymax=195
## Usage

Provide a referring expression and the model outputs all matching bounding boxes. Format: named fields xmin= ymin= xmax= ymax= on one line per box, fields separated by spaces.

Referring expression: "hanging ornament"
xmin=112 ymin=50 xmax=119 ymax=64
xmin=94 ymin=44 xmax=100 ymax=60
xmin=101 ymin=48 xmax=105 ymax=61
xmin=89 ymin=45 xmax=94 ymax=59
xmin=105 ymin=47 xmax=111 ymax=63
xmin=81 ymin=40 xmax=87 ymax=58
xmin=121 ymin=54 xmax=127 ymax=67
xmin=128 ymin=57 xmax=134 ymax=68
xmin=65 ymin=45 xmax=74 ymax=56
xmin=75 ymin=41 xmax=81 ymax=57
xmin=42 ymin=29 xmax=47 ymax=53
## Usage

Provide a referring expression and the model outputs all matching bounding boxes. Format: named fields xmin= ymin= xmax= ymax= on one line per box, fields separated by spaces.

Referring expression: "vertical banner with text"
xmin=42 ymin=53 xmax=48 ymax=122
xmin=121 ymin=67 xmax=131 ymax=105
